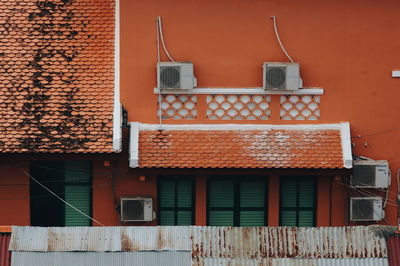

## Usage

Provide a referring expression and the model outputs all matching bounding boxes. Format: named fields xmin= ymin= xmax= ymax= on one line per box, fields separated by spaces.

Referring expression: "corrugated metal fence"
xmin=0 ymin=233 xmax=11 ymax=266
xmin=10 ymin=226 xmax=393 ymax=258
xmin=8 ymin=226 xmax=397 ymax=266
xmin=11 ymin=251 xmax=191 ymax=266
xmin=194 ymin=258 xmax=389 ymax=266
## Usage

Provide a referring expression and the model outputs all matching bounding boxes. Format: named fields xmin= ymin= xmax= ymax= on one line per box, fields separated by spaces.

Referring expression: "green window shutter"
xmin=159 ymin=179 xmax=194 ymax=225
xmin=240 ymin=211 xmax=264 ymax=226
xmin=240 ymin=181 xmax=265 ymax=208
xmin=299 ymin=181 xmax=314 ymax=208
xmin=177 ymin=211 xmax=192 ymax=225
xmin=209 ymin=180 xmax=234 ymax=208
xmin=177 ymin=181 xmax=192 ymax=208
xmin=208 ymin=179 xmax=267 ymax=226
xmin=209 ymin=180 xmax=234 ymax=226
xmin=64 ymin=161 xmax=91 ymax=226
xmin=159 ymin=180 xmax=175 ymax=208
xmin=64 ymin=161 xmax=91 ymax=183
xmin=280 ymin=178 xmax=316 ymax=227
xmin=298 ymin=211 xmax=314 ymax=227
xmin=209 ymin=211 xmax=234 ymax=226
xmin=281 ymin=180 xmax=297 ymax=208
xmin=159 ymin=211 xmax=175 ymax=225
xmin=298 ymin=180 xmax=315 ymax=226
xmin=65 ymin=186 xmax=91 ymax=226
xmin=281 ymin=210 xmax=297 ymax=226
xmin=240 ymin=181 xmax=265 ymax=226
xmin=176 ymin=181 xmax=193 ymax=225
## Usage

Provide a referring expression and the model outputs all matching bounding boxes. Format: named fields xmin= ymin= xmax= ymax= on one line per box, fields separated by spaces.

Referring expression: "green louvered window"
xmin=64 ymin=161 xmax=91 ymax=226
xmin=280 ymin=177 xmax=316 ymax=227
xmin=158 ymin=178 xmax=195 ymax=225
xmin=30 ymin=161 xmax=92 ymax=227
xmin=208 ymin=178 xmax=267 ymax=226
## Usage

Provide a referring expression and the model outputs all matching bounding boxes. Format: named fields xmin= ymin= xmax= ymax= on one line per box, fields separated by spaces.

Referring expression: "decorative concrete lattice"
xmin=206 ymin=95 xmax=271 ymax=120
xmin=280 ymin=95 xmax=320 ymax=120
xmin=158 ymin=94 xmax=197 ymax=119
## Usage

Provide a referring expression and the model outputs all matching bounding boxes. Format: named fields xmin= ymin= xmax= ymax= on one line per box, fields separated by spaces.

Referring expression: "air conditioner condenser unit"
xmin=157 ymin=62 xmax=197 ymax=90
xmin=350 ymin=197 xmax=384 ymax=222
xmin=263 ymin=62 xmax=302 ymax=90
xmin=351 ymin=160 xmax=389 ymax=188
xmin=120 ymin=197 xmax=153 ymax=222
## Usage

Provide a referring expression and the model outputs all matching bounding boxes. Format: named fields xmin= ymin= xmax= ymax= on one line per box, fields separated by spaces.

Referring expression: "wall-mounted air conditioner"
xmin=263 ymin=62 xmax=302 ymax=90
xmin=157 ymin=62 xmax=197 ymax=90
xmin=351 ymin=160 xmax=389 ymax=188
xmin=350 ymin=197 xmax=384 ymax=222
xmin=120 ymin=197 xmax=153 ymax=222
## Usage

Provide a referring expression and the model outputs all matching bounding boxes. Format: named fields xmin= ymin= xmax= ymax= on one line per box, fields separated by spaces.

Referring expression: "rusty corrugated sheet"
xmin=0 ymin=233 xmax=11 ymax=266
xmin=194 ymin=258 xmax=389 ymax=266
xmin=9 ymin=225 xmax=394 ymax=260
xmin=191 ymin=226 xmax=392 ymax=259
xmin=9 ymin=226 xmax=191 ymax=252
xmin=11 ymin=251 xmax=191 ymax=266
xmin=386 ymin=234 xmax=400 ymax=266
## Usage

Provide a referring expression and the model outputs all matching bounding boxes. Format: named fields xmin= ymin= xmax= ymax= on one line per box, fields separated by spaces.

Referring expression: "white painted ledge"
xmin=112 ymin=0 xmax=122 ymax=152
xmin=129 ymin=122 xmax=139 ymax=168
xmin=340 ymin=122 xmax=353 ymax=169
xmin=136 ymin=122 xmax=345 ymax=131
xmin=153 ymin=87 xmax=324 ymax=95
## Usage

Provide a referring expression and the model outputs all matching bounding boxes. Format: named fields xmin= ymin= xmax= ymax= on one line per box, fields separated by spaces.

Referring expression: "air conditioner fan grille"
xmin=160 ymin=66 xmax=180 ymax=88
xmin=122 ymin=200 xmax=144 ymax=220
xmin=352 ymin=165 xmax=375 ymax=187
xmin=265 ymin=67 xmax=286 ymax=89
xmin=352 ymin=199 xmax=373 ymax=220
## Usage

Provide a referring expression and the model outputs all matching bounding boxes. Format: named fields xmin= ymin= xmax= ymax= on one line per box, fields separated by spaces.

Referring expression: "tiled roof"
xmin=0 ymin=0 xmax=115 ymax=153
xmin=135 ymin=124 xmax=352 ymax=169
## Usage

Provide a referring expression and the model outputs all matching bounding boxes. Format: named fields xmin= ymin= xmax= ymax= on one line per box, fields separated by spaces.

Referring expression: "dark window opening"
xmin=30 ymin=161 xmax=92 ymax=227
xmin=207 ymin=178 xmax=268 ymax=226
xmin=157 ymin=177 xmax=195 ymax=225
xmin=279 ymin=176 xmax=317 ymax=227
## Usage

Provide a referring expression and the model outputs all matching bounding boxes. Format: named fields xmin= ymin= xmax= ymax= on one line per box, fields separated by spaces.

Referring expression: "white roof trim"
xmin=129 ymin=122 xmax=139 ymax=168
xmin=112 ymin=0 xmax=122 ymax=152
xmin=135 ymin=122 xmax=345 ymax=131
xmin=340 ymin=122 xmax=353 ymax=169
xmin=154 ymin=87 xmax=324 ymax=95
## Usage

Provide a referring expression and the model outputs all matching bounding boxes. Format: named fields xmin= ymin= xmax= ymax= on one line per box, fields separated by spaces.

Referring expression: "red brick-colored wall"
xmin=0 ymin=162 xmax=30 ymax=225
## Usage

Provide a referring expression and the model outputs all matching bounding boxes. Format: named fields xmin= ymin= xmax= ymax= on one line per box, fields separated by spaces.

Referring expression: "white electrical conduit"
xmin=155 ymin=16 xmax=167 ymax=130
xmin=271 ymin=16 xmax=295 ymax=63
xmin=156 ymin=17 xmax=161 ymax=62
xmin=157 ymin=16 xmax=175 ymax=62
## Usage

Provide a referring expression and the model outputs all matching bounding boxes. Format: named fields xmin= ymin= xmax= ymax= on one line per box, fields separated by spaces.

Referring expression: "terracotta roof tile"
xmin=138 ymin=129 xmax=347 ymax=169
xmin=0 ymin=0 xmax=115 ymax=153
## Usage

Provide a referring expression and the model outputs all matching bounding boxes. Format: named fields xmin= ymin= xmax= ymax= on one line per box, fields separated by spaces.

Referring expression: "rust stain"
xmin=47 ymin=229 xmax=57 ymax=252
xmin=120 ymin=231 xmax=134 ymax=251
xmin=157 ymin=226 xmax=164 ymax=250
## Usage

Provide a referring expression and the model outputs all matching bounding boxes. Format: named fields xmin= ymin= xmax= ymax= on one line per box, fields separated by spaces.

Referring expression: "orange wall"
xmin=119 ymin=0 xmax=400 ymax=226
xmin=2 ymin=0 xmax=400 ymax=227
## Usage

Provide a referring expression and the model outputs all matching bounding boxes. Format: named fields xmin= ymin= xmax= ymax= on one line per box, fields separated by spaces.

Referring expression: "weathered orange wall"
xmin=2 ymin=0 xmax=400 ymax=227
xmin=119 ymin=0 xmax=400 ymax=226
